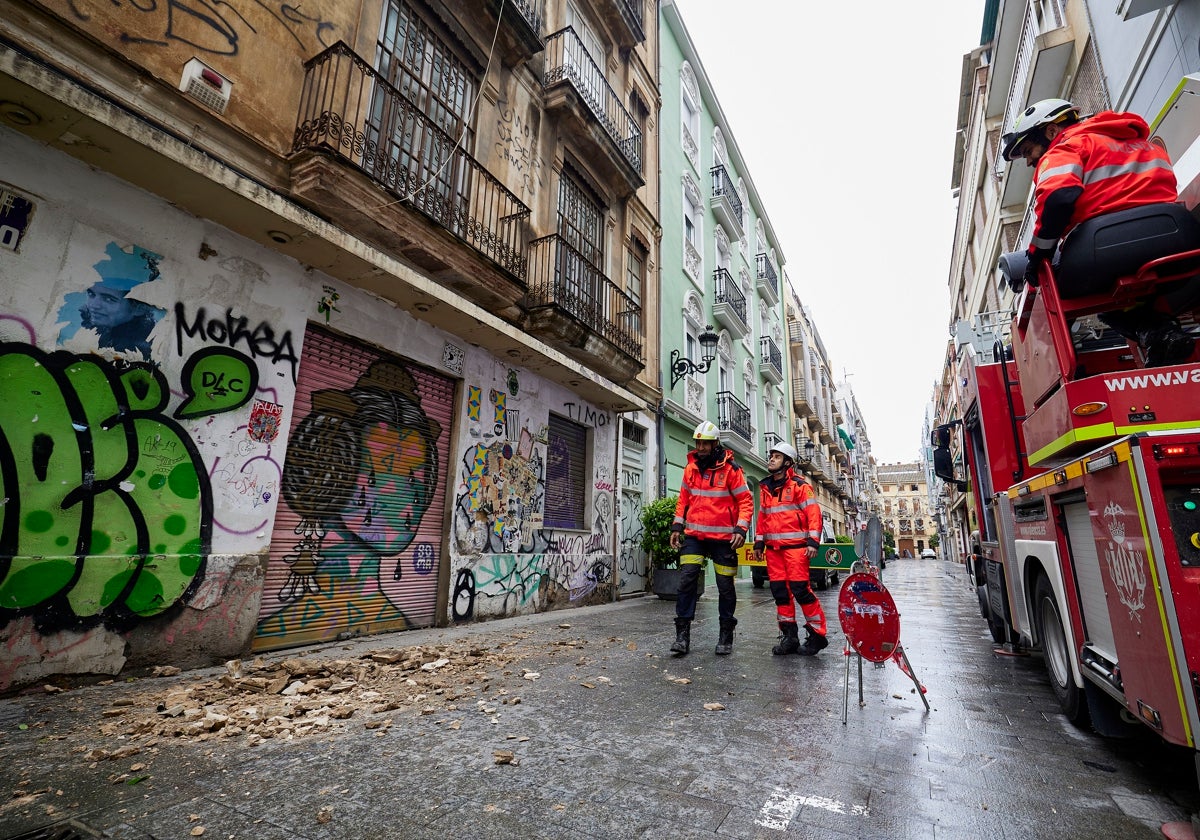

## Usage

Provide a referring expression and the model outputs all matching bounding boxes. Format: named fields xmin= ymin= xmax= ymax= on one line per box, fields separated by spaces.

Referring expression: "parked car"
xmin=920 ymin=548 xmax=937 ymax=559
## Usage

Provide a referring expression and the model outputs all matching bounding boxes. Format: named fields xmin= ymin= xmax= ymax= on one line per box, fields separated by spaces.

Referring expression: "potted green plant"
xmin=640 ymin=496 xmax=703 ymax=599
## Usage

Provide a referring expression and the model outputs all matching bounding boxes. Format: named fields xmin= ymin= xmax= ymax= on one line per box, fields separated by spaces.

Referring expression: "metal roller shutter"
xmin=253 ymin=324 xmax=454 ymax=651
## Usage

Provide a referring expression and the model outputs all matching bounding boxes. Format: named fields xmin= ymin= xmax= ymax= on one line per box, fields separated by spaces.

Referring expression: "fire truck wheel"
xmin=1034 ymin=575 xmax=1087 ymax=723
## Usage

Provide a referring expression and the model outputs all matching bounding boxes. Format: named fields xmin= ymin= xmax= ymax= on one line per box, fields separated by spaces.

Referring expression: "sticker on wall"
xmin=317 ymin=285 xmax=341 ymax=323
xmin=247 ymin=398 xmax=284 ymax=443
xmin=0 ymin=187 xmax=35 ymax=253
xmin=442 ymin=341 xmax=464 ymax=375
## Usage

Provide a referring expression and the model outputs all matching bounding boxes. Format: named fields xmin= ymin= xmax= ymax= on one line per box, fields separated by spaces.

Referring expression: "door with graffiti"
xmin=618 ymin=419 xmax=649 ymax=596
xmin=254 ymin=325 xmax=454 ymax=650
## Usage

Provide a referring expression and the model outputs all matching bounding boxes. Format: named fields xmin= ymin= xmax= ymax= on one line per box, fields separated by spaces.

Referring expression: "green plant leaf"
xmin=639 ymin=496 xmax=681 ymax=568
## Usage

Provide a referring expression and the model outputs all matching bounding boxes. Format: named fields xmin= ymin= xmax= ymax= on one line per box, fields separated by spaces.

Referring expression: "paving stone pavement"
xmin=1 ymin=558 xmax=1198 ymax=839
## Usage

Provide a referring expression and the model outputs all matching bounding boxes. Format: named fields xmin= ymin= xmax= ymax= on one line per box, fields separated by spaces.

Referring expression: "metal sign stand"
xmin=841 ymin=516 xmax=930 ymax=724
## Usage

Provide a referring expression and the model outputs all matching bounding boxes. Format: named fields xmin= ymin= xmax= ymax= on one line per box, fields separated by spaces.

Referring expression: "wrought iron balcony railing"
xmin=497 ymin=0 xmax=542 ymax=37
xmin=759 ymin=335 xmax=783 ymax=381
xmin=755 ymin=252 xmax=779 ymax=301
xmin=716 ymin=390 xmax=752 ymax=443
xmin=293 ymin=42 xmax=530 ymax=278
xmin=710 ymin=164 xmax=743 ymax=232
xmin=527 ymin=234 xmax=643 ymax=361
xmin=617 ymin=0 xmax=645 ymax=43
xmin=713 ymin=267 xmax=747 ymax=326
xmin=544 ymin=28 xmax=643 ymax=174
xmin=763 ymin=431 xmax=782 ymax=455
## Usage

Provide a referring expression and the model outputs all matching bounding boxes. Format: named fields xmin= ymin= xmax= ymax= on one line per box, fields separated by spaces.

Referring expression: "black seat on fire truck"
xmin=1055 ymin=202 xmax=1200 ymax=299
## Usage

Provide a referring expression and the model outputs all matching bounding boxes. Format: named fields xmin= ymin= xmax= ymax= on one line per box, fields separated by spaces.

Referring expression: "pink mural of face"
xmin=339 ymin=421 xmax=434 ymax=555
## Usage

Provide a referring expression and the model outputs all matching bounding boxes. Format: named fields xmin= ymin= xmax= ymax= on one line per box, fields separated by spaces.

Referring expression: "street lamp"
xmin=669 ymin=325 xmax=719 ymax=388
xmin=802 ymin=439 xmax=816 ymax=462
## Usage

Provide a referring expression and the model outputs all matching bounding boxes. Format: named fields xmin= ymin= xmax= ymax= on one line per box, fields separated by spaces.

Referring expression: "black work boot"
xmin=772 ymin=622 xmax=800 ymax=656
xmin=715 ymin=619 xmax=735 ymax=655
xmin=670 ymin=618 xmax=691 ymax=655
xmin=797 ymin=626 xmax=829 ymax=657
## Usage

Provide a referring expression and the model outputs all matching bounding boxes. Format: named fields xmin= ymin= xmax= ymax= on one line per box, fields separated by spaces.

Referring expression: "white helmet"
xmin=769 ymin=442 xmax=798 ymax=462
xmin=693 ymin=420 xmax=720 ymax=440
xmin=1001 ymin=98 xmax=1080 ymax=161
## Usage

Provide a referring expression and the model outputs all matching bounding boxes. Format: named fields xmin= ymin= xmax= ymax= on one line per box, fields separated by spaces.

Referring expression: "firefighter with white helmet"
xmin=754 ymin=441 xmax=827 ymax=655
xmin=667 ymin=420 xmax=753 ymax=656
xmin=1001 ymin=97 xmax=1200 ymax=366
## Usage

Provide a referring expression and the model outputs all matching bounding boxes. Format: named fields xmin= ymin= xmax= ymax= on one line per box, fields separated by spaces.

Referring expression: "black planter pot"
xmin=650 ymin=567 xmax=705 ymax=600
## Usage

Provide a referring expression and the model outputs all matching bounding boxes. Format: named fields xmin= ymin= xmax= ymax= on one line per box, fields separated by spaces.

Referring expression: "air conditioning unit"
xmin=179 ymin=58 xmax=232 ymax=114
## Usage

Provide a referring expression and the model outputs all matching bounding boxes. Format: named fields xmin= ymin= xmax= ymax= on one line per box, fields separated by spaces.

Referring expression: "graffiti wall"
xmin=448 ymin=372 xmax=619 ymax=620
xmin=36 ymin=0 xmax=352 ymax=153
xmin=253 ymin=325 xmax=453 ymax=650
xmin=0 ymin=125 xmax=625 ymax=688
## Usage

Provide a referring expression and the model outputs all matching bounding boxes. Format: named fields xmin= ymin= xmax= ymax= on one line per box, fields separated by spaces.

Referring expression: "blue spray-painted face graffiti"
xmin=56 ymin=242 xmax=167 ymax=359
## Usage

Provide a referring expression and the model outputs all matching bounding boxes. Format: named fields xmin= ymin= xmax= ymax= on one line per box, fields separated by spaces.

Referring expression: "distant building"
xmin=876 ymin=462 xmax=934 ymax=557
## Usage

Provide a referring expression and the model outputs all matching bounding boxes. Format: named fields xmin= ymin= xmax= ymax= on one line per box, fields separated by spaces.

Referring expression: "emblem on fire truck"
xmin=1102 ymin=501 xmax=1146 ymax=621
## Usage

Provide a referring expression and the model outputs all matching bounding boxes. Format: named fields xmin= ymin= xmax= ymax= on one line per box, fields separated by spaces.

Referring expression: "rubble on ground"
xmin=27 ymin=633 xmax=594 ymax=755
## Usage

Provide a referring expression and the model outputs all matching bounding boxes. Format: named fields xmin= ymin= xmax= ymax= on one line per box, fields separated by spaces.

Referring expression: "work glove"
xmin=1023 ymin=254 xmax=1043 ymax=288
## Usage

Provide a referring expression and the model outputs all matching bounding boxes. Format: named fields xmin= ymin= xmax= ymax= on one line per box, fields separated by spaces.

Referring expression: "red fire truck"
xmin=932 ymin=202 xmax=1200 ymax=754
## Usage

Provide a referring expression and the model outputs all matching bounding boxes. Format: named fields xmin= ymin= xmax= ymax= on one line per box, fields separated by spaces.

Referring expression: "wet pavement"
xmin=1 ymin=558 xmax=1198 ymax=839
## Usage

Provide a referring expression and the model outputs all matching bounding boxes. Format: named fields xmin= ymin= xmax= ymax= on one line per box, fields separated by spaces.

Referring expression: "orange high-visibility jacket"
xmin=753 ymin=466 xmax=821 ymax=551
xmin=672 ymin=447 xmax=753 ymax=539
xmin=1028 ymin=111 xmax=1177 ymax=256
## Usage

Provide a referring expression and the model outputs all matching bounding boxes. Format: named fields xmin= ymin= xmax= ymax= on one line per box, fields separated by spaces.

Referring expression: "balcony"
xmin=994 ymin=0 xmax=1073 ymax=209
xmin=485 ymin=0 xmax=543 ymax=64
xmin=792 ymin=374 xmax=813 ymax=417
xmin=755 ymin=253 xmax=779 ymax=305
xmin=712 ymin=268 xmax=748 ymax=338
xmin=290 ymin=42 xmax=531 ymax=319
xmin=710 ymin=165 xmax=743 ymax=239
xmin=594 ymin=0 xmax=645 ymax=48
xmin=764 ymin=432 xmax=783 ymax=457
xmin=524 ymin=234 xmax=644 ymax=383
xmin=716 ymin=390 xmax=752 ymax=445
xmin=759 ymin=336 xmax=783 ymax=384
xmin=543 ymin=28 xmax=644 ymax=195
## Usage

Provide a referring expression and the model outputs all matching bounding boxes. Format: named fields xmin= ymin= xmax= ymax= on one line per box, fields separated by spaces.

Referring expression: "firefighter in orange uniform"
xmin=668 ymin=420 xmax=753 ymax=656
xmin=1002 ymin=98 xmax=1200 ymax=366
xmin=753 ymin=442 xmax=828 ymax=656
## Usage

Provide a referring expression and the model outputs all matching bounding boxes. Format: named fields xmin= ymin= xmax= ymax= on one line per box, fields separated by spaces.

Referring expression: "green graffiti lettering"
xmin=0 ymin=343 xmax=212 ymax=629
xmin=174 ymin=346 xmax=259 ymax=419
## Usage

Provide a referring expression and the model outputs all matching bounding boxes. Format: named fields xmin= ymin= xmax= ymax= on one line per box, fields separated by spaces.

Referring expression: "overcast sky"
xmin=673 ymin=1 xmax=986 ymax=464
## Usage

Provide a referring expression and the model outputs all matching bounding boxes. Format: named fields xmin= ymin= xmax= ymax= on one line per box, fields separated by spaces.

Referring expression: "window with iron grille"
xmin=369 ymin=0 xmax=477 ymax=201
xmin=545 ymin=414 xmax=589 ymax=529
xmin=558 ymin=167 xmax=604 ymax=268
xmin=625 ymin=235 xmax=646 ymax=335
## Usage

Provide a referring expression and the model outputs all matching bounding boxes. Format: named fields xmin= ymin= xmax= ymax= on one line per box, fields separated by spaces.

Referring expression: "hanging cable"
xmin=365 ymin=0 xmax=507 ymax=212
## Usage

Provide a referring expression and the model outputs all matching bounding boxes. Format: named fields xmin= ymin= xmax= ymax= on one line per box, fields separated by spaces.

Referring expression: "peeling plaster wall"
xmin=0 ymin=126 xmax=619 ymax=688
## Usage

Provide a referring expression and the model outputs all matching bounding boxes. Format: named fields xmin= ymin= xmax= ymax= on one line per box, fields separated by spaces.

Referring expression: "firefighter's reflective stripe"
xmin=673 ymin=447 xmax=754 ymax=538
xmin=1032 ymin=111 xmax=1176 ymax=244
xmin=755 ymin=467 xmax=821 ymax=550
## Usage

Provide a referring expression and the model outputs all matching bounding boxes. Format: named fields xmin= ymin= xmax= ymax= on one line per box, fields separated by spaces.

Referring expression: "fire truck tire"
xmin=1034 ymin=575 xmax=1087 ymax=723
xmin=987 ymin=611 xmax=1006 ymax=645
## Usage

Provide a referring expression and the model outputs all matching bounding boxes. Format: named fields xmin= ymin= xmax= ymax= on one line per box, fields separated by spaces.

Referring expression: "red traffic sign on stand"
xmin=837 ymin=572 xmax=901 ymax=663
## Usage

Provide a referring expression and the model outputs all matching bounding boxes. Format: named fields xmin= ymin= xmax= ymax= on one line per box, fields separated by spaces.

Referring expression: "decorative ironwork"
xmin=620 ymin=0 xmax=645 ymax=42
xmin=527 ymin=234 xmax=644 ymax=361
xmin=710 ymin=164 xmax=743 ymax=221
xmin=755 ymin=252 xmax=778 ymax=300
xmin=292 ymin=42 xmax=530 ymax=279
xmin=717 ymin=391 xmax=752 ymax=443
xmin=543 ymin=28 xmax=643 ymax=174
xmin=713 ymin=268 xmax=747 ymax=326
xmin=669 ymin=324 xmax=718 ymax=389
xmin=759 ymin=335 xmax=782 ymax=380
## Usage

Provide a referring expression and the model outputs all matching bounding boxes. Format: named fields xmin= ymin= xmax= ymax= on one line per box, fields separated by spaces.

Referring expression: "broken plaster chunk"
xmin=703 ymin=703 xmax=726 ymax=711
xmin=420 ymin=658 xmax=450 ymax=672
